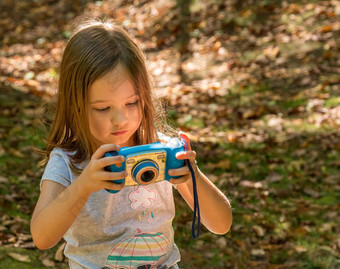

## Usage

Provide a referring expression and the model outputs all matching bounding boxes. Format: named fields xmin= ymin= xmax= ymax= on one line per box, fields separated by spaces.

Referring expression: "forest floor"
xmin=0 ymin=0 xmax=340 ymax=268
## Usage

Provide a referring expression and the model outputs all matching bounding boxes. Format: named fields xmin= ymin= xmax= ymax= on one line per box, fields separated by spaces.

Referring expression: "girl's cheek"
xmin=132 ymin=107 xmax=142 ymax=121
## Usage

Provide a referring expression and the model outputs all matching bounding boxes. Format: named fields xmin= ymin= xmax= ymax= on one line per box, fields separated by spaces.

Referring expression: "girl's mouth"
xmin=111 ymin=130 xmax=128 ymax=136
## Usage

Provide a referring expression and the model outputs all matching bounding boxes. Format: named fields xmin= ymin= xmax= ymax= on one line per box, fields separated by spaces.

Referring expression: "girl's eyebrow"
xmin=90 ymin=94 xmax=138 ymax=104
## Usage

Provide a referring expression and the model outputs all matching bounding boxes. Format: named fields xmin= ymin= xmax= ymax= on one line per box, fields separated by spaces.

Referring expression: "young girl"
xmin=30 ymin=19 xmax=232 ymax=269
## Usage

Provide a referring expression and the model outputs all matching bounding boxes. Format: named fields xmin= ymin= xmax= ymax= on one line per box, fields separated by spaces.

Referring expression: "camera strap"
xmin=180 ymin=132 xmax=201 ymax=239
xmin=187 ymin=159 xmax=200 ymax=239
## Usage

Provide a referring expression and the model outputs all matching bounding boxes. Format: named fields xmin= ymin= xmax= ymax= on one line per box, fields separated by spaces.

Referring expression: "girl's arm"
xmin=30 ymin=144 xmax=126 ymax=250
xmin=169 ymin=134 xmax=232 ymax=235
xmin=171 ymin=156 xmax=232 ymax=235
xmin=31 ymin=179 xmax=91 ymax=249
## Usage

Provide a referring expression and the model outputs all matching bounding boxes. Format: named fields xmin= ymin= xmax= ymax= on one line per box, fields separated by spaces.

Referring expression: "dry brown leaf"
xmin=55 ymin=242 xmax=66 ymax=262
xmin=295 ymin=245 xmax=307 ymax=253
xmin=0 ymin=176 xmax=9 ymax=183
xmin=253 ymin=225 xmax=265 ymax=237
xmin=240 ymin=180 xmax=264 ymax=189
xmin=42 ymin=258 xmax=56 ymax=267
xmin=216 ymin=159 xmax=231 ymax=169
xmin=250 ymin=248 xmax=266 ymax=258
xmin=8 ymin=252 xmax=31 ymax=263
xmin=321 ymin=25 xmax=333 ymax=32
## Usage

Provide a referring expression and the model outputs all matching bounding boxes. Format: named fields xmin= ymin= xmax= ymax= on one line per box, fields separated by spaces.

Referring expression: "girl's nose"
xmin=110 ymin=108 xmax=128 ymax=126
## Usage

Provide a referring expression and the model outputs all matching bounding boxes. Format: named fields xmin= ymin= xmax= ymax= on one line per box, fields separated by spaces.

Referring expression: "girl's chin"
xmin=97 ymin=137 xmax=134 ymax=148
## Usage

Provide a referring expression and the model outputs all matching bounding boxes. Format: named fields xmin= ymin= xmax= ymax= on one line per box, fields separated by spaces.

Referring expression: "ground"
xmin=0 ymin=0 xmax=340 ymax=268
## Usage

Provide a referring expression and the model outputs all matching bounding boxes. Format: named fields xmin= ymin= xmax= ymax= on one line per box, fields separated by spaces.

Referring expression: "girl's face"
xmin=88 ymin=66 xmax=142 ymax=148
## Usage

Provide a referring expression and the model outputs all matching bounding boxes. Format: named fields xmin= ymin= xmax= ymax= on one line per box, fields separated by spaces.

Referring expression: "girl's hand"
xmin=78 ymin=144 xmax=127 ymax=194
xmin=168 ymin=131 xmax=198 ymax=185
xmin=168 ymin=150 xmax=198 ymax=185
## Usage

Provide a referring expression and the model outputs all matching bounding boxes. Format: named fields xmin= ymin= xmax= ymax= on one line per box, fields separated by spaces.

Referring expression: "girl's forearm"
xmin=30 ymin=178 xmax=91 ymax=250
xmin=177 ymin=169 xmax=232 ymax=234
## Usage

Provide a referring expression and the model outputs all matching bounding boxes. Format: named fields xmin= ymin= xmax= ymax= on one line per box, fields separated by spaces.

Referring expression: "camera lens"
xmin=132 ymin=160 xmax=159 ymax=185
xmin=140 ymin=170 xmax=156 ymax=183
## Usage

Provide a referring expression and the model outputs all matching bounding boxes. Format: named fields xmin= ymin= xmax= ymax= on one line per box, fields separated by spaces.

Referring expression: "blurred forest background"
xmin=0 ymin=0 xmax=340 ymax=268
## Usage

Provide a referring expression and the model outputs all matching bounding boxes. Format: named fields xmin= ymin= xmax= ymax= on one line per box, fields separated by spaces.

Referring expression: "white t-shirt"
xmin=41 ymin=146 xmax=181 ymax=269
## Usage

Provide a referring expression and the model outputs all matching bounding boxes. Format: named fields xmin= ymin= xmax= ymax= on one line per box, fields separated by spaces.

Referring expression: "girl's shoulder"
xmin=47 ymin=148 xmax=73 ymax=168
xmin=47 ymin=147 xmax=88 ymax=173
xmin=49 ymin=147 xmax=72 ymax=159
xmin=48 ymin=147 xmax=81 ymax=167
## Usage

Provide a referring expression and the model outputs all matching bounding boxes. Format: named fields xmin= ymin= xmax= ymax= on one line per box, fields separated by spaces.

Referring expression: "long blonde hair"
xmin=42 ymin=19 xmax=167 ymax=173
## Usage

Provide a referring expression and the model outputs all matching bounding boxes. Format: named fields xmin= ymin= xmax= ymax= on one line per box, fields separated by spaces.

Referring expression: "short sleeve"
xmin=40 ymin=148 xmax=72 ymax=189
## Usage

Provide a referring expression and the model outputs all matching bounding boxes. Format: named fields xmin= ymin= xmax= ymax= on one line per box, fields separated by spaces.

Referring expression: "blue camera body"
xmin=104 ymin=138 xmax=186 ymax=193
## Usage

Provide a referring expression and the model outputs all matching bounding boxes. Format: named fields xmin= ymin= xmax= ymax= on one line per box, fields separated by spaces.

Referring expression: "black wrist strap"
xmin=187 ymin=160 xmax=200 ymax=239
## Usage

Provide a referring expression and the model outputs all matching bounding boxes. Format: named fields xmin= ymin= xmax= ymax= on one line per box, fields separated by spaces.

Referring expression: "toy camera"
xmin=104 ymin=138 xmax=187 ymax=193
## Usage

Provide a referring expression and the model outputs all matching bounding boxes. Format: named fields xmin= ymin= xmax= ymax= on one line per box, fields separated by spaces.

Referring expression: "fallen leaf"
xmin=251 ymin=248 xmax=266 ymax=258
xmin=294 ymin=245 xmax=307 ymax=253
xmin=303 ymin=188 xmax=320 ymax=198
xmin=55 ymin=242 xmax=66 ymax=262
xmin=42 ymin=258 xmax=55 ymax=267
xmin=0 ymin=176 xmax=9 ymax=183
xmin=253 ymin=225 xmax=265 ymax=237
xmin=265 ymin=173 xmax=283 ymax=183
xmin=264 ymin=46 xmax=280 ymax=59
xmin=8 ymin=252 xmax=31 ymax=263
xmin=216 ymin=237 xmax=227 ymax=248
xmin=207 ymin=159 xmax=230 ymax=170
xmin=240 ymin=180 xmax=264 ymax=189
xmin=321 ymin=25 xmax=333 ymax=32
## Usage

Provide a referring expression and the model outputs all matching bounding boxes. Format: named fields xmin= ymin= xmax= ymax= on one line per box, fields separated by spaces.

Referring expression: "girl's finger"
xmin=168 ymin=166 xmax=190 ymax=177
xmin=92 ymin=144 xmax=120 ymax=160
xmin=97 ymin=155 xmax=125 ymax=169
xmin=98 ymin=171 xmax=127 ymax=181
xmin=170 ymin=176 xmax=190 ymax=185
xmin=103 ymin=171 xmax=128 ymax=181
xmin=176 ymin=150 xmax=196 ymax=161
xmin=102 ymin=181 xmax=125 ymax=191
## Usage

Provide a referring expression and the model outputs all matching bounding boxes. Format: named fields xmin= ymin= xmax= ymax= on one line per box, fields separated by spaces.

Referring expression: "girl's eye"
xmin=95 ymin=107 xmax=110 ymax=112
xmin=126 ymin=100 xmax=139 ymax=106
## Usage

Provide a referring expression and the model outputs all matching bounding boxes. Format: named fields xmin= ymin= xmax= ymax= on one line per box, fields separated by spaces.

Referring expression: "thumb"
xmin=179 ymin=131 xmax=192 ymax=151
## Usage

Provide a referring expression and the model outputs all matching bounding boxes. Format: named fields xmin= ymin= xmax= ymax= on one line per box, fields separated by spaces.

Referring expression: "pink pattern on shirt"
xmin=129 ymin=186 xmax=157 ymax=210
